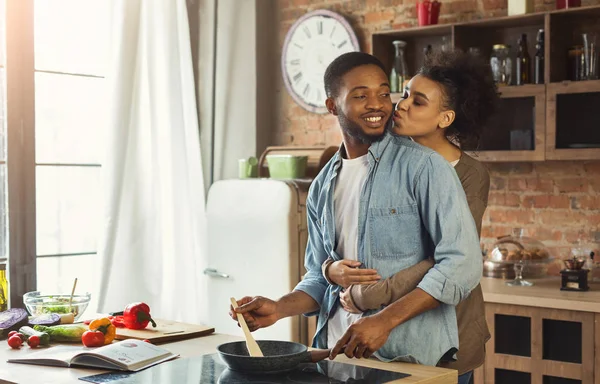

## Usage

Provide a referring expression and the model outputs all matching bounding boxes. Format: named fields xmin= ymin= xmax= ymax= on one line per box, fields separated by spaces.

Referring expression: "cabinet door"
xmin=484 ymin=303 xmax=594 ymax=384
xmin=546 ymin=80 xmax=600 ymax=160
xmin=466 ymin=85 xmax=546 ymax=162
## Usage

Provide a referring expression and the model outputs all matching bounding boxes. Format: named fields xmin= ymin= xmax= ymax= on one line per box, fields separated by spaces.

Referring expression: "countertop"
xmin=0 ymin=333 xmax=458 ymax=384
xmin=481 ymin=276 xmax=600 ymax=313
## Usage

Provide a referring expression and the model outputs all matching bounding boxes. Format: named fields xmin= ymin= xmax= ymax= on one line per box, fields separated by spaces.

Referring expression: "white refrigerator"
xmin=204 ymin=178 xmax=311 ymax=344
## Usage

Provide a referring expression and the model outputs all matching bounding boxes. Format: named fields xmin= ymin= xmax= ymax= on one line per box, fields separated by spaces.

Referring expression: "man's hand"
xmin=340 ymin=287 xmax=361 ymax=314
xmin=329 ymin=314 xmax=392 ymax=360
xmin=229 ymin=296 xmax=280 ymax=332
xmin=327 ymin=260 xmax=380 ymax=289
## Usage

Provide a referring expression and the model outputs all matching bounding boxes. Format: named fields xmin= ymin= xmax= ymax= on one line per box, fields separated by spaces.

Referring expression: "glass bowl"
xmin=487 ymin=228 xmax=554 ymax=286
xmin=23 ymin=291 xmax=91 ymax=320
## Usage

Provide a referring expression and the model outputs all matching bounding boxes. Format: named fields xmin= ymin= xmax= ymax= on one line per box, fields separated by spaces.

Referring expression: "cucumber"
xmin=33 ymin=324 xmax=87 ymax=343
xmin=18 ymin=326 xmax=50 ymax=346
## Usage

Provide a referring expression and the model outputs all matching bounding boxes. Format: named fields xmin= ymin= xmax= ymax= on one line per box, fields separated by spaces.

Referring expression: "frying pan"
xmin=217 ymin=340 xmax=331 ymax=374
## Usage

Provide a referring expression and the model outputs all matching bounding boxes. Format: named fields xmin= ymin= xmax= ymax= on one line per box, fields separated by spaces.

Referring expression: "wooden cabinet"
xmin=372 ymin=5 xmax=600 ymax=162
xmin=475 ymin=85 xmax=546 ymax=162
xmin=546 ymin=80 xmax=600 ymax=160
xmin=478 ymin=303 xmax=595 ymax=384
xmin=476 ymin=277 xmax=600 ymax=384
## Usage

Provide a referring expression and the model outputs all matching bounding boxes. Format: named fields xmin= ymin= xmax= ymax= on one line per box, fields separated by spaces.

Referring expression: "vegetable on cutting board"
xmin=0 ymin=308 xmax=29 ymax=339
xmin=33 ymin=323 xmax=87 ymax=343
xmin=18 ymin=326 xmax=50 ymax=346
xmin=123 ymin=302 xmax=156 ymax=330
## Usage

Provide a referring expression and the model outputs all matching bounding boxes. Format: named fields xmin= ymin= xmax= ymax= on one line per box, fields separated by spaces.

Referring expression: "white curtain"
xmin=96 ymin=0 xmax=208 ymax=324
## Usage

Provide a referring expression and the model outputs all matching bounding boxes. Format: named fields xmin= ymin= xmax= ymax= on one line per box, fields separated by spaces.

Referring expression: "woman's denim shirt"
xmin=294 ymin=133 xmax=483 ymax=366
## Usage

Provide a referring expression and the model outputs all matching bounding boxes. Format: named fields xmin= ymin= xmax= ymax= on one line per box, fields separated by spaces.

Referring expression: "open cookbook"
xmin=7 ymin=338 xmax=178 ymax=372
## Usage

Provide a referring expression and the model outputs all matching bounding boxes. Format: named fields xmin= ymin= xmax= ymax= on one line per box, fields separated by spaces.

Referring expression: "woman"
xmin=322 ymin=49 xmax=498 ymax=384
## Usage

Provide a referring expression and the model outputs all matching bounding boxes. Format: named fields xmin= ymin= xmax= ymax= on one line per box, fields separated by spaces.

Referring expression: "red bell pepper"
xmin=123 ymin=302 xmax=157 ymax=330
xmin=110 ymin=315 xmax=126 ymax=328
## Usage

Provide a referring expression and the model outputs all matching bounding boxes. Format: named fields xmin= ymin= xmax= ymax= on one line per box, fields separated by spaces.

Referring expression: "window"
xmin=4 ymin=0 xmax=108 ymax=307
xmin=0 ymin=0 xmax=6 ymax=265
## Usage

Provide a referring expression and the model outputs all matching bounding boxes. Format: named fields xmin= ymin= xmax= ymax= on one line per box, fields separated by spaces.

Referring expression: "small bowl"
xmin=23 ymin=291 xmax=91 ymax=321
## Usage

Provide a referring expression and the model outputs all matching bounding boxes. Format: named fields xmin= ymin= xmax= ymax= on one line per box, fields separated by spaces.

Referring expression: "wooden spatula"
xmin=230 ymin=297 xmax=264 ymax=357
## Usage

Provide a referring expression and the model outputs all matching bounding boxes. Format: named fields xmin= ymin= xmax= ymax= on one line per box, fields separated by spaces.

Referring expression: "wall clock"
xmin=281 ymin=9 xmax=360 ymax=114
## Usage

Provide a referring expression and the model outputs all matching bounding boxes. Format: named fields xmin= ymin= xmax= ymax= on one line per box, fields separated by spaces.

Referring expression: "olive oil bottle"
xmin=0 ymin=263 xmax=8 ymax=311
xmin=516 ymin=34 xmax=531 ymax=85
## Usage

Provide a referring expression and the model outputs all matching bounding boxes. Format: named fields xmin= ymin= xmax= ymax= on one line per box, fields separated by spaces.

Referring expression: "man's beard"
xmin=337 ymin=109 xmax=388 ymax=145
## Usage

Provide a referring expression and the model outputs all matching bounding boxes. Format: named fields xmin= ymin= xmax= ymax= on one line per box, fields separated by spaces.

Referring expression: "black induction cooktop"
xmin=79 ymin=353 xmax=411 ymax=384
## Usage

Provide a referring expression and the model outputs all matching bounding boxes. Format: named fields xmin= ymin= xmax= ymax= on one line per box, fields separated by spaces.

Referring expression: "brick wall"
xmin=273 ymin=0 xmax=600 ymax=258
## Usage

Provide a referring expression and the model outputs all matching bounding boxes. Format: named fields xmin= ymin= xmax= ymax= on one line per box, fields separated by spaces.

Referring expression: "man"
xmin=230 ymin=52 xmax=482 ymax=367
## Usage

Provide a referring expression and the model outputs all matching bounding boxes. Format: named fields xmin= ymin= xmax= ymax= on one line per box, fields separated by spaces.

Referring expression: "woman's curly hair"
xmin=418 ymin=49 xmax=499 ymax=149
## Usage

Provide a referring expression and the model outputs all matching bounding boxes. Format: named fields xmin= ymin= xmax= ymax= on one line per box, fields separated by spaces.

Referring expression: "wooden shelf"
xmin=372 ymin=24 xmax=451 ymax=38
xmin=547 ymin=79 xmax=600 ymax=93
xmin=371 ymin=4 xmax=600 ymax=162
xmin=455 ymin=12 xmax=545 ymax=29
xmin=497 ymin=84 xmax=545 ymax=98
xmin=392 ymin=85 xmax=545 ymax=102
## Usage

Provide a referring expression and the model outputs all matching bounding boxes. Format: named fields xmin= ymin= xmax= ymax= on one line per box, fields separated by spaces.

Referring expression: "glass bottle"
xmin=0 ymin=263 xmax=8 ymax=311
xmin=534 ymin=29 xmax=545 ymax=84
xmin=491 ymin=44 xmax=512 ymax=85
xmin=516 ymin=34 xmax=531 ymax=85
xmin=390 ymin=40 xmax=408 ymax=93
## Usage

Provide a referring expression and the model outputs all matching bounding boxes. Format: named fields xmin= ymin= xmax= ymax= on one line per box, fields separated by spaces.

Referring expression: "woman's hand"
xmin=327 ymin=260 xmax=380 ymax=289
xmin=340 ymin=287 xmax=361 ymax=313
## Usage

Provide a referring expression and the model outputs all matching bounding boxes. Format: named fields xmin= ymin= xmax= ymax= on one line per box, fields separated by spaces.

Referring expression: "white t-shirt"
xmin=327 ymin=154 xmax=369 ymax=349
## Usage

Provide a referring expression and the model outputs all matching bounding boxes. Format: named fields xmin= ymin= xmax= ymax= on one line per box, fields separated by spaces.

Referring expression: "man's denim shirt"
xmin=294 ymin=133 xmax=483 ymax=366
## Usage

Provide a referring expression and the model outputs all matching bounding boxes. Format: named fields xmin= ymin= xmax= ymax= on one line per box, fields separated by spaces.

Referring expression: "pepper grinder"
xmin=560 ymin=255 xmax=589 ymax=291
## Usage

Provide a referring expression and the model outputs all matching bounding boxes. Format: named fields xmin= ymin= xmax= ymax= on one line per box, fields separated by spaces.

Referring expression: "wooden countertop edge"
xmin=483 ymin=291 xmax=600 ymax=312
xmin=331 ymin=354 xmax=458 ymax=383
xmin=480 ymin=277 xmax=600 ymax=313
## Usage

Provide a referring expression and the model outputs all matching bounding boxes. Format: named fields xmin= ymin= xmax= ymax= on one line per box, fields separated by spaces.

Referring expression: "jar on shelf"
xmin=568 ymin=45 xmax=584 ymax=81
xmin=490 ymin=44 xmax=512 ymax=86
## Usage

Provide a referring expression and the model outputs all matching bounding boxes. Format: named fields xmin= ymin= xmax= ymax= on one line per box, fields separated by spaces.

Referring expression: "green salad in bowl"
xmin=23 ymin=291 xmax=91 ymax=320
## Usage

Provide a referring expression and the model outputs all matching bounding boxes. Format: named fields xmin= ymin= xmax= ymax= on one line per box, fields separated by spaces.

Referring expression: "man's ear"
xmin=326 ymin=97 xmax=338 ymax=116
xmin=438 ymin=110 xmax=455 ymax=129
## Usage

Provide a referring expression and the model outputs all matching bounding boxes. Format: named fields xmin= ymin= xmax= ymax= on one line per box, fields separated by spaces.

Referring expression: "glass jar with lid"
xmin=488 ymin=228 xmax=554 ymax=286
xmin=490 ymin=44 xmax=512 ymax=86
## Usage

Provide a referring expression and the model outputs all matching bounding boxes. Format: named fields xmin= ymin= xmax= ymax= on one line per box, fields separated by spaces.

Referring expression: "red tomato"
xmin=81 ymin=330 xmax=105 ymax=347
xmin=8 ymin=335 xmax=22 ymax=349
xmin=15 ymin=333 xmax=27 ymax=342
xmin=27 ymin=335 xmax=40 ymax=348
xmin=7 ymin=331 xmax=18 ymax=339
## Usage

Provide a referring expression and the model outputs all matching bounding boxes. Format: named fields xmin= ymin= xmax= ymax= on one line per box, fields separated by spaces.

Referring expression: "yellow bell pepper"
xmin=89 ymin=317 xmax=116 ymax=345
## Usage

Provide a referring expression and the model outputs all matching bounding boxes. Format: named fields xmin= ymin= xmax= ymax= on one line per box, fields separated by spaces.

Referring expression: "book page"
xmin=7 ymin=345 xmax=82 ymax=367
xmin=72 ymin=339 xmax=176 ymax=371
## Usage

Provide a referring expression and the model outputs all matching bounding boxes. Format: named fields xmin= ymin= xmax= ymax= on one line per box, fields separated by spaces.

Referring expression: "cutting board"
xmin=115 ymin=319 xmax=215 ymax=344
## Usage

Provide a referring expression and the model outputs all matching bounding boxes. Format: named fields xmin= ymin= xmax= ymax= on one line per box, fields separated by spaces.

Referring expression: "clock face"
xmin=282 ymin=10 xmax=360 ymax=114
